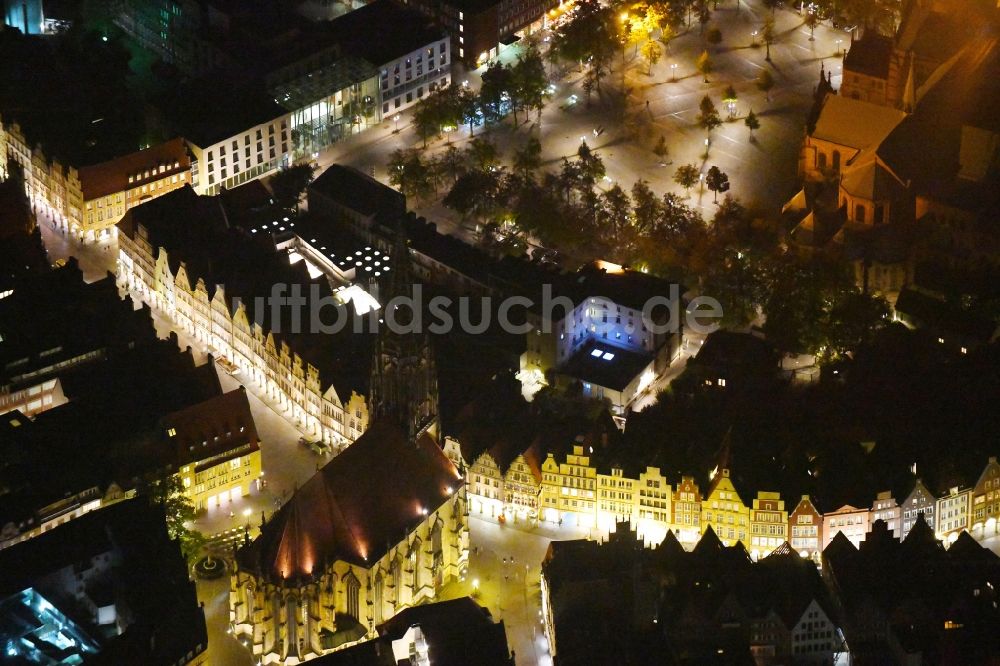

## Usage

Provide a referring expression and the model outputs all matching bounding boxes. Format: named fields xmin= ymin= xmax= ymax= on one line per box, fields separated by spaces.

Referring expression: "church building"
xmin=229 ymin=229 xmax=468 ymax=664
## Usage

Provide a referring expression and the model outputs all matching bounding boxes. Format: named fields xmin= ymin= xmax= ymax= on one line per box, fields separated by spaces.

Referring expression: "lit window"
xmin=167 ymin=427 xmax=177 ymax=437
xmin=602 ymin=352 xmax=615 ymax=360
xmin=590 ymin=348 xmax=603 ymax=358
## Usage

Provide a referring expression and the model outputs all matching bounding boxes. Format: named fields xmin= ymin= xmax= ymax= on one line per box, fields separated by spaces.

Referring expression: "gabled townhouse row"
xmin=449 ymin=419 xmax=1000 ymax=557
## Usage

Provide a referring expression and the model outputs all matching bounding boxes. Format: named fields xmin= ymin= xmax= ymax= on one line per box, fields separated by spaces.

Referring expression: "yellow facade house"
xmin=162 ymin=386 xmax=263 ymax=511
xmin=541 ymin=444 xmax=598 ymax=528
xmin=701 ymin=468 xmax=749 ymax=546
xmin=749 ymin=491 xmax=788 ymax=558
xmin=78 ymin=138 xmax=191 ymax=240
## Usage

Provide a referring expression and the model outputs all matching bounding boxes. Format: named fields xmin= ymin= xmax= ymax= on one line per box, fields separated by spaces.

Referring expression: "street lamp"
xmin=752 ymin=30 xmax=758 ymax=46
xmin=836 ymin=39 xmax=843 ymax=56
xmin=393 ymin=114 xmax=401 ymax=133
xmin=670 ymin=63 xmax=678 ymax=81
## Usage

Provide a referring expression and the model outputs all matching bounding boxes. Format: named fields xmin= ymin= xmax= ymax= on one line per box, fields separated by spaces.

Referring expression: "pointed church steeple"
xmin=368 ymin=221 xmax=439 ymax=442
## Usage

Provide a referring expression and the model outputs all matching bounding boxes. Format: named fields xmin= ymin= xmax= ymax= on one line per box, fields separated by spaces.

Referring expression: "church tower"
xmin=367 ymin=223 xmax=439 ymax=442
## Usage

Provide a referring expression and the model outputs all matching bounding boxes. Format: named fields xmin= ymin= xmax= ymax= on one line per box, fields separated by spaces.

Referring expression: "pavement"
xmin=437 ymin=514 xmax=594 ymax=666
xmin=302 ymin=0 xmax=848 ymax=235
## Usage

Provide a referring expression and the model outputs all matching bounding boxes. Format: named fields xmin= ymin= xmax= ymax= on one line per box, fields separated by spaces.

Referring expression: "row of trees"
xmin=412 ymin=134 xmax=886 ymax=357
xmin=410 ymin=46 xmax=548 ymax=147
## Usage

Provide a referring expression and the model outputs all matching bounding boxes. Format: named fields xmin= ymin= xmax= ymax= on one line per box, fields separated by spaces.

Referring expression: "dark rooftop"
xmin=0 ymin=259 xmax=157 ymax=392
xmin=327 ymin=0 xmax=446 ymax=67
xmin=558 ymin=338 xmax=653 ymax=392
xmin=237 ymin=421 xmax=462 ymax=579
xmin=0 ymin=499 xmax=207 ymax=666
xmin=159 ymin=79 xmax=288 ymax=148
xmin=843 ymin=32 xmax=893 ymax=79
xmin=309 ymin=164 xmax=407 ymax=225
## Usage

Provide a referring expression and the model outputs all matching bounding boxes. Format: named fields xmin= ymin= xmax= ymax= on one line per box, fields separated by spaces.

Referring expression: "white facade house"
xmin=936 ymin=486 xmax=972 ymax=539
xmin=189 ymin=113 xmax=293 ymax=196
xmin=379 ymin=38 xmax=451 ymax=116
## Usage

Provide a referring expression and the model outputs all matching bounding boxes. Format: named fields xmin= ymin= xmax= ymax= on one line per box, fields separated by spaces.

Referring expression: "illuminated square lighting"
xmin=602 ymin=352 xmax=615 ymax=360
xmin=590 ymin=349 xmax=603 ymax=358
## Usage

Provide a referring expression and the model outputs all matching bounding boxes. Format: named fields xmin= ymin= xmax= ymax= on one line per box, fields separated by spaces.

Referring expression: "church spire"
xmin=368 ymin=221 xmax=439 ymax=442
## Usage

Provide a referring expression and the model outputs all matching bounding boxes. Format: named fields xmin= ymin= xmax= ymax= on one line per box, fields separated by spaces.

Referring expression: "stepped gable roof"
xmin=238 ymin=421 xmax=462 ymax=580
xmin=811 ymin=95 xmax=907 ymax=151
xmin=900 ymin=512 xmax=941 ymax=556
xmin=947 ymin=530 xmax=999 ymax=564
xmin=844 ymin=32 xmax=893 ymax=79
xmin=693 ymin=525 xmax=724 ymax=557
xmin=656 ymin=529 xmax=687 ymax=563
xmin=823 ymin=530 xmax=859 ymax=563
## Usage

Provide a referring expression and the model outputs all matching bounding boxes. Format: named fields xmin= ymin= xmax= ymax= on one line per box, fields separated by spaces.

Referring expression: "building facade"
xmin=823 ymin=505 xmax=871 ymax=549
xmin=789 ymin=495 xmax=824 ymax=560
xmin=230 ymin=423 xmax=469 ymax=663
xmin=78 ymin=138 xmax=192 ymax=239
xmin=749 ymin=491 xmax=788 ymax=558
xmin=973 ymin=457 xmax=1000 ymax=538
xmin=116 ymin=203 xmax=369 ymax=449
xmin=936 ymin=486 xmax=972 ymax=539
xmin=870 ymin=490 xmax=902 ymax=539
xmin=701 ymin=468 xmax=749 ymax=547
xmin=900 ymin=478 xmax=937 ymax=539
xmin=0 ymin=117 xmax=83 ymax=237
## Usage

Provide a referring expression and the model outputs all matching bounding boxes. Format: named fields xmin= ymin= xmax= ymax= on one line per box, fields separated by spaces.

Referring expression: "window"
xmin=344 ymin=572 xmax=360 ymax=618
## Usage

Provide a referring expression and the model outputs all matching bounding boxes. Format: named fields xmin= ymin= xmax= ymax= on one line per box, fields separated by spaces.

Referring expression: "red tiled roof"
xmin=239 ymin=422 xmax=462 ymax=580
xmin=162 ymin=386 xmax=260 ymax=467
xmin=78 ymin=138 xmax=190 ymax=201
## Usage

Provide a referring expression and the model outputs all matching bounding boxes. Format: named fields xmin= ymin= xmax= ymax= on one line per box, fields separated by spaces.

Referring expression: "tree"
xmin=805 ymin=11 xmax=819 ymax=40
xmin=576 ymin=140 xmax=606 ymax=186
xmin=513 ymin=46 xmax=548 ymax=124
xmin=697 ymin=95 xmax=722 ymax=137
xmin=437 ymin=144 xmax=468 ymax=184
xmin=631 ymin=179 xmax=662 ymax=235
xmin=412 ymin=95 xmax=441 ymax=148
xmin=143 ymin=475 xmax=205 ymax=562
xmin=467 ymin=137 xmax=500 ymax=171
xmin=696 ymin=50 xmax=713 ymax=82
xmin=756 ymin=68 xmax=775 ymax=102
xmin=762 ymin=0 xmax=781 ymax=14
xmin=705 ymin=165 xmax=730 ymax=202
xmin=269 ymin=163 xmax=316 ymax=211
xmin=641 ymin=39 xmax=662 ymax=75
xmin=744 ymin=109 xmax=760 ymax=140
xmin=706 ymin=27 xmax=723 ymax=49
xmin=696 ymin=0 xmax=711 ymax=33
xmin=763 ymin=254 xmax=854 ymax=355
xmin=513 ymin=136 xmax=543 ymax=177
xmin=549 ymin=0 xmax=618 ymax=97
xmin=824 ymin=291 xmax=890 ymax=359
xmin=722 ymin=84 xmax=738 ymax=119
xmin=653 ymin=135 xmax=669 ymax=162
xmin=457 ymin=85 xmax=481 ymax=137
xmin=444 ymin=169 xmax=505 ymax=223
xmin=388 ymin=148 xmax=435 ymax=198
xmin=479 ymin=61 xmax=514 ymax=124
xmin=674 ymin=163 xmax=700 ymax=196
xmin=762 ymin=17 xmax=775 ymax=61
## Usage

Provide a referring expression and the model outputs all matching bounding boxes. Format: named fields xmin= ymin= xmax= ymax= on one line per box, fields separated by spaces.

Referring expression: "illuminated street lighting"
xmin=393 ymin=114 xmax=401 ymax=133
xmin=670 ymin=63 xmax=678 ymax=81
